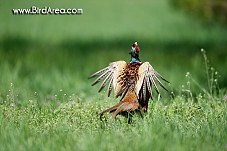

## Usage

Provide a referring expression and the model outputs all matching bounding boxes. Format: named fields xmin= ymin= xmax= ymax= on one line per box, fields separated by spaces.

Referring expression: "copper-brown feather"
xmin=98 ymin=85 xmax=139 ymax=118
xmin=97 ymin=62 xmax=142 ymax=117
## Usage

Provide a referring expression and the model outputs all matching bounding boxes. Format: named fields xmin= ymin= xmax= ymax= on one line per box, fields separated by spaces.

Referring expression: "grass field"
xmin=0 ymin=0 xmax=227 ymax=151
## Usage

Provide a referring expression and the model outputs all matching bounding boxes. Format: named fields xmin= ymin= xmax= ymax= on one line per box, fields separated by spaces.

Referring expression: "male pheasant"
xmin=89 ymin=42 xmax=169 ymax=119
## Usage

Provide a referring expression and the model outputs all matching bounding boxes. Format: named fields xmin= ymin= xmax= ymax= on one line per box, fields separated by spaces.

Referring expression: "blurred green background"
xmin=0 ymin=0 xmax=227 ymax=102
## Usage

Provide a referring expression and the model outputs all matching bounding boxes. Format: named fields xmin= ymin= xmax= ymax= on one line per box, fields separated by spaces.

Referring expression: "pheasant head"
xmin=129 ymin=42 xmax=141 ymax=63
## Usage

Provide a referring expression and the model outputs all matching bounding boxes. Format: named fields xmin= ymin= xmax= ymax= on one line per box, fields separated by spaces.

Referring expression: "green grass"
xmin=0 ymin=48 xmax=226 ymax=151
xmin=0 ymin=88 xmax=226 ymax=151
xmin=0 ymin=0 xmax=227 ymax=150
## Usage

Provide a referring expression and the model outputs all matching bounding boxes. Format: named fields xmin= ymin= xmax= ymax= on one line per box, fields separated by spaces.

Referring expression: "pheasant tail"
xmin=98 ymin=88 xmax=139 ymax=118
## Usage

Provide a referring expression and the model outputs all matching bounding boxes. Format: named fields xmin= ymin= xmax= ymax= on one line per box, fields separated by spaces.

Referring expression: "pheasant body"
xmin=89 ymin=42 xmax=168 ymax=120
xmin=117 ymin=62 xmax=141 ymax=94
xmin=99 ymin=62 xmax=142 ymax=117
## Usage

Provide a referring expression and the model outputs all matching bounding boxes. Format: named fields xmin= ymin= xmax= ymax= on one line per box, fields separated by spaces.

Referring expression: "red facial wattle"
xmin=136 ymin=46 xmax=140 ymax=52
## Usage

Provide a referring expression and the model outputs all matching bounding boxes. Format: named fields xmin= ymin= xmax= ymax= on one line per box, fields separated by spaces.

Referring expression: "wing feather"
xmin=89 ymin=67 xmax=109 ymax=78
xmin=92 ymin=70 xmax=110 ymax=86
xmin=89 ymin=61 xmax=127 ymax=97
xmin=142 ymin=78 xmax=147 ymax=100
xmin=155 ymin=71 xmax=169 ymax=83
xmin=107 ymin=76 xmax=114 ymax=97
xmin=153 ymin=74 xmax=169 ymax=92
xmin=145 ymin=75 xmax=151 ymax=93
xmin=150 ymin=75 xmax=160 ymax=95
xmin=136 ymin=62 xmax=169 ymax=99
xmin=98 ymin=72 xmax=113 ymax=92
xmin=145 ymin=75 xmax=152 ymax=99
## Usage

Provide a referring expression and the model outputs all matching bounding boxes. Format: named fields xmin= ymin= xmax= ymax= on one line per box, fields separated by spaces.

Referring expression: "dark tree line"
xmin=171 ymin=0 xmax=227 ymax=24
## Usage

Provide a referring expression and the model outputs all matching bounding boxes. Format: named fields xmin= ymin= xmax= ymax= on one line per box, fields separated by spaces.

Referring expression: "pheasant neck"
xmin=130 ymin=56 xmax=141 ymax=63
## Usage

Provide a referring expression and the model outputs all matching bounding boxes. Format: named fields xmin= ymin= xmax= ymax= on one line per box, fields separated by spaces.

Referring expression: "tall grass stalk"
xmin=201 ymin=49 xmax=212 ymax=95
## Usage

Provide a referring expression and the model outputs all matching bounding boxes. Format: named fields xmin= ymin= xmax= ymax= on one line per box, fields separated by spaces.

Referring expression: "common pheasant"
xmin=89 ymin=42 xmax=169 ymax=120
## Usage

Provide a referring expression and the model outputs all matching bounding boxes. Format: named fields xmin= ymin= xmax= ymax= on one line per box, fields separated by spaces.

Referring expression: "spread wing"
xmin=89 ymin=61 xmax=127 ymax=97
xmin=135 ymin=62 xmax=169 ymax=99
